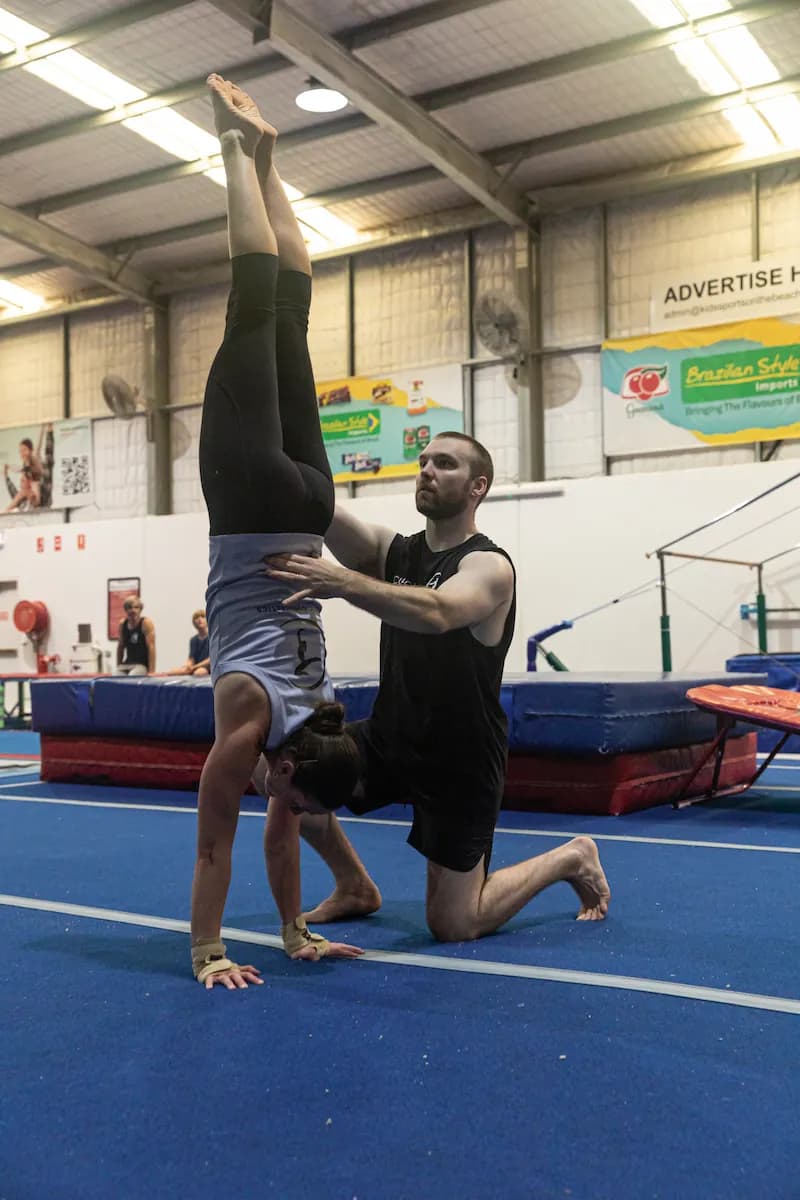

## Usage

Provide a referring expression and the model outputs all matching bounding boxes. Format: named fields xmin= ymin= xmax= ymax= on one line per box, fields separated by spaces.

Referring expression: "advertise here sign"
xmin=650 ymin=254 xmax=800 ymax=334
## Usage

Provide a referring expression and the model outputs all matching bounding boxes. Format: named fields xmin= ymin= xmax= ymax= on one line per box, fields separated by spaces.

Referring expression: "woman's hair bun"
xmin=308 ymin=701 xmax=345 ymax=737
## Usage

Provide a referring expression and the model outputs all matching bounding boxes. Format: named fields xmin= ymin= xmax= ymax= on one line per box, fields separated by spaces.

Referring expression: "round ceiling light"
xmin=295 ymin=78 xmax=348 ymax=113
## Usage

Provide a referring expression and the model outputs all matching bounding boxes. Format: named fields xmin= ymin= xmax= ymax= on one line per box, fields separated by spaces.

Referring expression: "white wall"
xmin=2 ymin=458 xmax=798 ymax=678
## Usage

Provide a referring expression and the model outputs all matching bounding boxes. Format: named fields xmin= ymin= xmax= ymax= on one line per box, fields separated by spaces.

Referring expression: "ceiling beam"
xmin=530 ymin=143 xmax=800 ymax=214
xmin=155 ymin=202 xmax=497 ymax=292
xmin=339 ymin=0 xmax=500 ymax=50
xmin=21 ymin=158 xmax=226 ymax=218
xmin=0 ymin=201 xmax=155 ymax=303
xmin=486 ymin=72 xmax=800 ymax=170
xmin=211 ymin=0 xmax=531 ymax=226
xmin=0 ymin=0 xmax=196 ymax=73
xmin=0 ymin=295 xmax=128 ymax=329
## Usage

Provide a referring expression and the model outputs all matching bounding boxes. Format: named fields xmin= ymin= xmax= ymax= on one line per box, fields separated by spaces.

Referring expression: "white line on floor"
xmin=2 ymin=791 xmax=800 ymax=855
xmin=1 ymin=891 xmax=797 ymax=1017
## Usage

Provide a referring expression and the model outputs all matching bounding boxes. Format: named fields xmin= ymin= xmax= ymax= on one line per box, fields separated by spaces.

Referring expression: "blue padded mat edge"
xmin=32 ymin=670 xmax=767 ymax=755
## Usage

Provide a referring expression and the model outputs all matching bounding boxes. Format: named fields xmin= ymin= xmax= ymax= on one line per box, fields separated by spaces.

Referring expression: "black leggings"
xmin=199 ymin=253 xmax=334 ymax=536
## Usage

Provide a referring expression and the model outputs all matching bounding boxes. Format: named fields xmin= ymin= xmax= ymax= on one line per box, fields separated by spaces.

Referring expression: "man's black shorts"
xmin=344 ymin=719 xmax=501 ymax=873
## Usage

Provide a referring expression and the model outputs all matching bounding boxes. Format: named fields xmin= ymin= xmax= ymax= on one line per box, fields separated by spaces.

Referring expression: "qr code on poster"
xmin=59 ymin=454 xmax=90 ymax=496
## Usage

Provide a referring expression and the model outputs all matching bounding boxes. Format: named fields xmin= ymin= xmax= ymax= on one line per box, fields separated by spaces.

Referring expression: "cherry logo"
xmin=622 ymin=364 xmax=669 ymax=401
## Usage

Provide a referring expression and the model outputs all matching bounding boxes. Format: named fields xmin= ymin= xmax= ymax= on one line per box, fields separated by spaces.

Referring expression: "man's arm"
xmin=144 ymin=618 xmax=156 ymax=673
xmin=268 ymin=549 xmax=514 ymax=636
xmin=325 ymin=505 xmax=397 ymax=579
xmin=116 ymin=620 xmax=125 ymax=667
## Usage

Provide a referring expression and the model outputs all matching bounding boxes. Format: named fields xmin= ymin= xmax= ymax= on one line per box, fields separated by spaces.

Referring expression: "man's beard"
xmin=415 ymin=486 xmax=470 ymax=520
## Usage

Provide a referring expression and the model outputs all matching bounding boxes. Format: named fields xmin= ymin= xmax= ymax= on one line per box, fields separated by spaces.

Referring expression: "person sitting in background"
xmin=115 ymin=596 xmax=156 ymax=676
xmin=169 ymin=610 xmax=210 ymax=676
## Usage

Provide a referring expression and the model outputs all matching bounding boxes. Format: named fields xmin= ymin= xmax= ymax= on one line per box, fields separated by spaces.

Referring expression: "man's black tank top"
xmin=120 ymin=618 xmax=149 ymax=668
xmin=371 ymin=530 xmax=516 ymax=794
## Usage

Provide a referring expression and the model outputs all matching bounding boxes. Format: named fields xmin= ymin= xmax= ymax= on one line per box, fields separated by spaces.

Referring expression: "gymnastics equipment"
xmin=31 ymin=671 xmax=761 ymax=813
xmin=526 ymin=622 xmax=572 ymax=671
xmin=683 ymin=683 xmax=800 ymax=807
xmin=648 ymin=469 xmax=800 ymax=671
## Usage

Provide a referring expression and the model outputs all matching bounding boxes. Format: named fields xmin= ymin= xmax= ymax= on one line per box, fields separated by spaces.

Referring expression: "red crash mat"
xmin=687 ymin=684 xmax=800 ymax=731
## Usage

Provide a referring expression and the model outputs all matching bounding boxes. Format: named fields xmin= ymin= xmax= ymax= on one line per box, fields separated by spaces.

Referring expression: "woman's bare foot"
xmin=566 ymin=836 xmax=610 ymax=921
xmin=207 ymin=73 xmax=276 ymax=158
xmin=304 ymin=881 xmax=382 ymax=923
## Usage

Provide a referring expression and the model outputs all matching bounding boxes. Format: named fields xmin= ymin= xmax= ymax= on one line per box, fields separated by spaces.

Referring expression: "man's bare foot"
xmin=207 ymin=74 xmax=276 ymax=157
xmin=566 ymin=836 xmax=610 ymax=921
xmin=304 ymin=881 xmax=382 ymax=923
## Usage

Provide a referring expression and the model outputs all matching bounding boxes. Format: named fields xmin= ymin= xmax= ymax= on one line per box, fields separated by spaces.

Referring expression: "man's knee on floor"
xmin=426 ymin=906 xmax=480 ymax=943
xmin=425 ymin=857 xmax=485 ymax=942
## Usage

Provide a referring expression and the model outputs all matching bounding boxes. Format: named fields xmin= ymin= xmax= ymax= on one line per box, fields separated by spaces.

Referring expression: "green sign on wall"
xmin=682 ymin=345 xmax=800 ymax=404
xmin=319 ymin=408 xmax=381 ymax=442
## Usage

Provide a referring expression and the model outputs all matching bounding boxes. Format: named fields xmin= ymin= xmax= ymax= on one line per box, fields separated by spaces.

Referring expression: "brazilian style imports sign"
xmin=316 ymin=364 xmax=463 ymax=482
xmin=602 ymin=317 xmax=800 ymax=456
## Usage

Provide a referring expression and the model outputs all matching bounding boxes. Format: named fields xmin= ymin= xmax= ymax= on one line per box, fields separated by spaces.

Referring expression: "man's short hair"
xmin=192 ymin=608 xmax=206 ymax=622
xmin=434 ymin=431 xmax=494 ymax=498
xmin=123 ymin=595 xmax=142 ymax=612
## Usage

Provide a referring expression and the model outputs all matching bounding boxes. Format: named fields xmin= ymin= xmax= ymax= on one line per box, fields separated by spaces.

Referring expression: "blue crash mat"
xmin=505 ymin=671 xmax=766 ymax=754
xmin=32 ymin=671 xmax=765 ymax=755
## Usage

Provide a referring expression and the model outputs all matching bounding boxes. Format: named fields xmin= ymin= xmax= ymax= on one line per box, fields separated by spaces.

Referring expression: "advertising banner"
xmin=317 ymin=365 xmax=463 ymax=482
xmin=602 ymin=317 xmax=800 ymax=455
xmin=650 ymin=252 xmax=800 ymax=333
xmin=0 ymin=418 xmax=94 ymax=513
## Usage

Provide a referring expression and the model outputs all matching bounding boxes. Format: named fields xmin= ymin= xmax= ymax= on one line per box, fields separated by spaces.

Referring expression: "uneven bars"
xmin=647 ymin=467 xmax=800 ymax=557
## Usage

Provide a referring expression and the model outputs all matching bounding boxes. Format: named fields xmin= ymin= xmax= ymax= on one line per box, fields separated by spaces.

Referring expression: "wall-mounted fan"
xmin=473 ymin=291 xmax=528 ymax=394
xmin=100 ymin=374 xmax=191 ymax=459
xmin=101 ymin=373 xmax=141 ymax=419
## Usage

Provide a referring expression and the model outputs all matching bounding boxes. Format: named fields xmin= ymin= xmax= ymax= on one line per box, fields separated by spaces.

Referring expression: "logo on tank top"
xmin=425 ymin=572 xmax=442 ymax=589
xmin=276 ymin=614 xmax=327 ymax=690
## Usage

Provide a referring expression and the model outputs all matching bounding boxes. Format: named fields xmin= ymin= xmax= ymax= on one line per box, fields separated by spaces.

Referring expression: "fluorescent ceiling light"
xmin=678 ymin=1 xmax=731 ymax=17
xmin=295 ymin=79 xmax=348 ymax=113
xmin=724 ymin=104 xmax=778 ymax=150
xmin=294 ymin=204 xmax=365 ymax=248
xmin=628 ymin=0 xmax=794 ymax=152
xmin=673 ymin=39 xmax=736 ymax=93
xmin=706 ymin=28 xmax=779 ymax=87
xmin=628 ymin=0 xmax=683 ymax=27
xmin=122 ymin=110 xmax=219 ymax=161
xmin=0 ymin=279 xmax=46 ymax=313
xmin=28 ymin=52 xmax=143 ymax=108
xmin=756 ymin=96 xmax=800 ymax=149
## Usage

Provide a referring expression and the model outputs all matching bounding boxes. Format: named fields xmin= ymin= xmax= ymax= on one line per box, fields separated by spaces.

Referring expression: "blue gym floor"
xmin=1 ymin=731 xmax=798 ymax=1199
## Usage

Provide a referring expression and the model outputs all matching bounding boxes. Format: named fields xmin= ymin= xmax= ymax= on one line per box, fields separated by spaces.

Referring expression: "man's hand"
xmin=202 ymin=963 xmax=264 ymax=990
xmin=291 ymin=941 xmax=364 ymax=962
xmin=265 ymin=554 xmax=354 ymax=606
